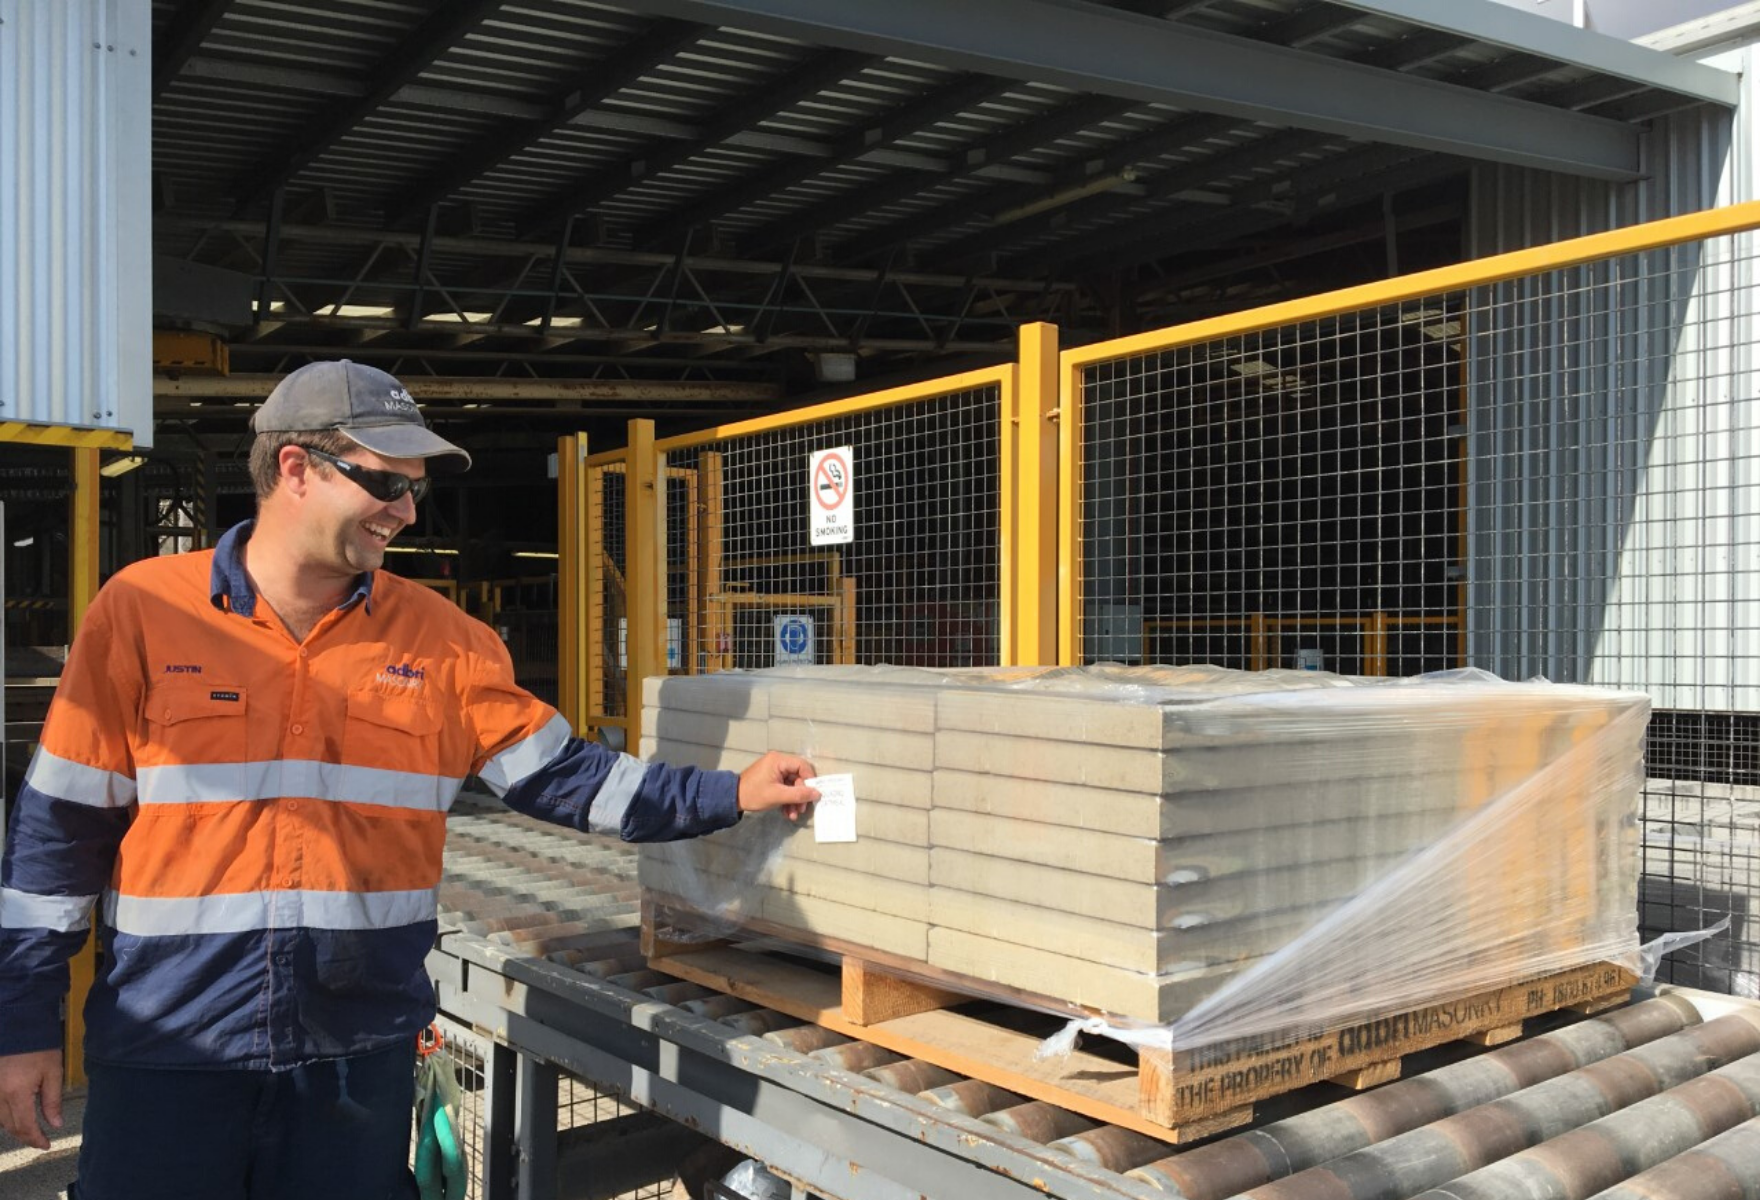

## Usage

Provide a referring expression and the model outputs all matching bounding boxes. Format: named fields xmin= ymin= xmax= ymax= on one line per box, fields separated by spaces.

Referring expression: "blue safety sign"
xmin=773 ymin=614 xmax=815 ymax=664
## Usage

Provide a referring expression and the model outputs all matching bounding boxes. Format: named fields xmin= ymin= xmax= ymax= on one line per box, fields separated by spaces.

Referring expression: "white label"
xmin=809 ymin=446 xmax=854 ymax=546
xmin=807 ymin=774 xmax=857 ymax=843
xmin=773 ymin=614 xmax=815 ymax=665
xmin=618 ymin=617 xmax=684 ymax=671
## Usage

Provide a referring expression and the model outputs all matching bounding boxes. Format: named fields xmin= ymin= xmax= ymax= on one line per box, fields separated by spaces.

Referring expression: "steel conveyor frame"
xmin=430 ymin=933 xmax=1162 ymax=1200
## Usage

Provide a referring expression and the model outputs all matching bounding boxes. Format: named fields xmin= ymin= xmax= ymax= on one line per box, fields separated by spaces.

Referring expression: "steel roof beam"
xmin=388 ymin=20 xmax=705 ymax=227
xmin=514 ymin=48 xmax=875 ymax=237
xmin=229 ymin=1 xmax=505 ymax=216
xmin=640 ymin=0 xmax=1235 ymax=254
xmin=1034 ymin=147 xmax=1464 ymax=277
xmin=154 ymin=375 xmax=780 ymax=403
xmin=621 ymin=0 xmax=1664 ymax=179
xmin=152 ymin=0 xmax=232 ymax=99
xmin=157 ymin=217 xmax=1075 ymax=293
xmin=1327 ymin=0 xmax=1738 ymax=104
xmin=831 ymin=112 xmax=1242 ymax=265
xmin=733 ymin=93 xmax=1135 ymax=260
xmin=1135 ymin=201 xmax=1462 ymax=297
xmin=635 ymin=73 xmax=1002 ymax=249
xmin=930 ymin=128 xmax=1326 ymax=269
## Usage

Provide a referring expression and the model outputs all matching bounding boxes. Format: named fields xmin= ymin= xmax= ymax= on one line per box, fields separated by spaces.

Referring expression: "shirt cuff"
xmin=698 ymin=769 xmax=742 ymax=831
xmin=0 ymin=1004 xmax=64 ymax=1057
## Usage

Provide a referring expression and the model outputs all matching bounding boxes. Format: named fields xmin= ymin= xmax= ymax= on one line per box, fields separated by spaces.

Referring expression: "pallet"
xmin=642 ymin=901 xmax=1635 ymax=1144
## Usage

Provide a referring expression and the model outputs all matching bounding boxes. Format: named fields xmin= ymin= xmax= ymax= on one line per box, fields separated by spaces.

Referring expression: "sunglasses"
xmin=301 ymin=447 xmax=431 ymax=505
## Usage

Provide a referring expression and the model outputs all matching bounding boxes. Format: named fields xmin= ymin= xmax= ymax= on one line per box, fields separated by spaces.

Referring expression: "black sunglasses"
xmin=301 ymin=447 xmax=431 ymax=505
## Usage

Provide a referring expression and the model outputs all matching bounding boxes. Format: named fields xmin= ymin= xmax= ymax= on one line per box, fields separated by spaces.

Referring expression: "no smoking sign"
xmin=809 ymin=446 xmax=854 ymax=546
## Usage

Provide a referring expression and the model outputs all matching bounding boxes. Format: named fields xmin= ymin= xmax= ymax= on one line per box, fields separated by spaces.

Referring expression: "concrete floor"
xmin=0 ymin=1091 xmax=82 ymax=1200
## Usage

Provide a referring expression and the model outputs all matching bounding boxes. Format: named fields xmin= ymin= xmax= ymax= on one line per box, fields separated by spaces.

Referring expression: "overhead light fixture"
xmin=12 ymin=536 xmax=34 ymax=548
xmin=513 ymin=551 xmax=560 ymax=560
xmin=99 ymin=455 xmax=148 ymax=478
xmin=990 ymin=167 xmax=1139 ymax=227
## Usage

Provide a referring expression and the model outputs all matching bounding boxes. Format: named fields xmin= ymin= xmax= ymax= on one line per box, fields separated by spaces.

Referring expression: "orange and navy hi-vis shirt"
xmin=0 ymin=521 xmax=740 ymax=1068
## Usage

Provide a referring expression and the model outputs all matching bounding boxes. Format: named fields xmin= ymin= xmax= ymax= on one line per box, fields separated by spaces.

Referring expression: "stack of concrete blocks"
xmin=638 ymin=666 xmax=1646 ymax=1025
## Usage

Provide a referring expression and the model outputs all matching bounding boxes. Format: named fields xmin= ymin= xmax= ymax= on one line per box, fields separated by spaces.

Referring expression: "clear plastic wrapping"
xmin=638 ymin=665 xmax=1646 ymax=1049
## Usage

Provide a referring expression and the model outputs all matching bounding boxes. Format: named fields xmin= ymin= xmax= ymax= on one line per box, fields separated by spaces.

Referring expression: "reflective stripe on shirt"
xmin=25 ymin=749 xmax=137 ymax=809
xmin=0 ymin=888 xmax=99 ymax=933
xmin=476 ymin=713 xmax=573 ymax=794
xmin=104 ymin=886 xmax=439 ymax=936
xmin=136 ymin=759 xmax=463 ymax=810
xmin=587 ymin=754 xmax=649 ymax=837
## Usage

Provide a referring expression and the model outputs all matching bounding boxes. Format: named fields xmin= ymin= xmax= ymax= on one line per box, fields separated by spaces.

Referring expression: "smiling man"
xmin=0 ymin=361 xmax=819 ymax=1199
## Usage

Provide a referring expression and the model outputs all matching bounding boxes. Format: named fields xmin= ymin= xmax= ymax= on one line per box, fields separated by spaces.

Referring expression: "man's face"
xmin=299 ymin=445 xmax=427 ymax=576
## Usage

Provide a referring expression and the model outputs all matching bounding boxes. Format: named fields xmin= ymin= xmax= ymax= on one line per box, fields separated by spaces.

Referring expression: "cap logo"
xmin=384 ymin=387 xmax=418 ymax=414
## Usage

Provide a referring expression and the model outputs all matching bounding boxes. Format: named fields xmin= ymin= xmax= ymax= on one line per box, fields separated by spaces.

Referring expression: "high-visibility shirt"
xmin=0 ymin=521 xmax=740 ymax=1068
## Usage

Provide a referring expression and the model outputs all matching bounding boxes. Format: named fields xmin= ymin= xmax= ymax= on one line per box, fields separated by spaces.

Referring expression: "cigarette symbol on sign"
xmin=814 ymin=454 xmax=849 ymax=511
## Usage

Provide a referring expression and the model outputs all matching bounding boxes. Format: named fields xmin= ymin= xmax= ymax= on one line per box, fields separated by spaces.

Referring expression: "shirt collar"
xmin=209 ymin=519 xmax=375 ymax=618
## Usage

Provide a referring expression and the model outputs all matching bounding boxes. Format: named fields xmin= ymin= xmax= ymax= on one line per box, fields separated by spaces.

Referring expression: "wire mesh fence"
xmin=431 ymin=1018 xmax=680 ymax=1200
xmin=660 ymin=379 xmax=1007 ymax=676
xmin=1069 ymin=217 xmax=1760 ymax=997
xmin=588 ymin=459 xmax=629 ymax=725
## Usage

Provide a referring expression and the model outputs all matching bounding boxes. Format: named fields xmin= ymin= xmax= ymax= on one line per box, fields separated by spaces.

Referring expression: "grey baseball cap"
xmin=251 ymin=360 xmax=472 ymax=473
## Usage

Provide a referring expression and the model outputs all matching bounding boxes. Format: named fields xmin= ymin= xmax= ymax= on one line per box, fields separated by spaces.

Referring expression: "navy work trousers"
xmin=71 ymin=1043 xmax=419 ymax=1200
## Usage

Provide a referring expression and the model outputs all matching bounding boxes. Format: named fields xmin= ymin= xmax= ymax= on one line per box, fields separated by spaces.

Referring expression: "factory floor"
xmin=0 ymin=1090 xmax=82 ymax=1200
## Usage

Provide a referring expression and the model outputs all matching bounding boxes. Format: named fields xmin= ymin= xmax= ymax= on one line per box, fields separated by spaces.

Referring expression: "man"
xmin=0 ymin=360 xmax=818 ymax=1199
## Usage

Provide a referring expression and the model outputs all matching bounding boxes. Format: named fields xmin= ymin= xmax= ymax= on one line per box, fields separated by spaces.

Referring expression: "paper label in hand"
xmin=807 ymin=774 xmax=857 ymax=843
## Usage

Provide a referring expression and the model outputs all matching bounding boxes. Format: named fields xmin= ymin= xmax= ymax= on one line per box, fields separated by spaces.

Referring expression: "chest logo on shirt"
xmin=377 ymin=662 xmax=427 ymax=690
xmin=163 ymin=664 xmax=203 ymax=674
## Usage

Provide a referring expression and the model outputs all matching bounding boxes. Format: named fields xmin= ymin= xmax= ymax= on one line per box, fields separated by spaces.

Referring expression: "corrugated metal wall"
xmin=1466 ymin=35 xmax=1760 ymax=994
xmin=1465 ymin=41 xmax=1756 ymax=708
xmin=0 ymin=0 xmax=152 ymax=445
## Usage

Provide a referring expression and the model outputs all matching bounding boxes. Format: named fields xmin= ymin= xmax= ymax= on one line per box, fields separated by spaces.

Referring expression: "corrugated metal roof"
xmin=147 ymin=0 xmax=1737 ymax=383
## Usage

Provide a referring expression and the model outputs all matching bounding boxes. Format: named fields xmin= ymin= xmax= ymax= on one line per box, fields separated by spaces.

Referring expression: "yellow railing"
xmin=589 ymin=201 xmax=1760 ymax=734
xmin=1056 ymin=199 xmax=1760 ymax=665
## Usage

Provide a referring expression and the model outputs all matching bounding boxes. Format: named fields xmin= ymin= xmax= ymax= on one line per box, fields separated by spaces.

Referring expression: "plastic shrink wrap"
xmin=637 ymin=665 xmax=1646 ymax=1050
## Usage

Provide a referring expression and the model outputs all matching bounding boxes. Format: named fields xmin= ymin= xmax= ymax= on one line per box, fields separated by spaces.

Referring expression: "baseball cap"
xmin=251 ymin=360 xmax=472 ymax=473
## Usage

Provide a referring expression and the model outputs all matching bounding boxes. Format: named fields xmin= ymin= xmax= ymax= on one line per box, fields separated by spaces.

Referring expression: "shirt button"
xmin=285 ymin=800 xmax=299 ymax=812
xmin=290 ymin=723 xmax=304 ymax=735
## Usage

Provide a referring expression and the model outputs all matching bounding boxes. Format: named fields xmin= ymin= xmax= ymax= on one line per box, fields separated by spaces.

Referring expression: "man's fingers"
xmin=38 ymin=1071 xmax=62 ymax=1131
xmin=1 ymin=1097 xmax=49 ymax=1150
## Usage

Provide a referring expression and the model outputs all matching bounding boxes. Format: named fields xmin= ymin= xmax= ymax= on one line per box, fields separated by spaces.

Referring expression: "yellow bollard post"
xmin=66 ymin=447 xmax=101 ymax=1089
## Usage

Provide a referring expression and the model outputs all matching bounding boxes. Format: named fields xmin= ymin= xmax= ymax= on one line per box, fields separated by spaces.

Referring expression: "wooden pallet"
xmin=643 ymin=901 xmax=1636 ymax=1144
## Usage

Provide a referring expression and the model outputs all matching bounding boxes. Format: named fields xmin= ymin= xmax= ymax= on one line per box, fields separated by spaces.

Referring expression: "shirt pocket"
xmin=342 ymin=687 xmax=446 ymax=794
xmin=139 ymin=680 xmax=253 ymax=802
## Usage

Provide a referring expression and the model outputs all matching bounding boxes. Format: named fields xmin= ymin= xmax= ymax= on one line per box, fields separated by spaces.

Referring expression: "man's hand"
xmin=0 ymin=1049 xmax=64 ymax=1151
xmin=737 ymin=751 xmax=820 ymax=821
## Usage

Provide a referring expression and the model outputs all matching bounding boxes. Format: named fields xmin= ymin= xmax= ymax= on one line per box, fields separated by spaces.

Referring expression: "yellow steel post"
xmin=586 ymin=464 xmax=606 ymax=728
xmin=555 ymin=433 xmax=589 ymax=733
xmin=698 ymin=451 xmax=727 ymax=673
xmin=1367 ymin=611 xmax=1390 ymax=677
xmin=1250 ymin=612 xmax=1269 ymax=672
xmin=684 ymin=470 xmax=700 ymax=674
xmin=69 ymin=449 xmax=101 ymax=633
xmin=837 ymin=577 xmax=857 ymax=665
xmin=625 ymin=421 xmax=665 ymax=751
xmin=999 ymin=354 xmax=1018 ymax=667
xmin=66 ymin=448 xmax=102 ymax=1088
xmin=1015 ymin=323 xmax=1060 ymax=667
xmin=1056 ymin=351 xmax=1083 ymax=665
